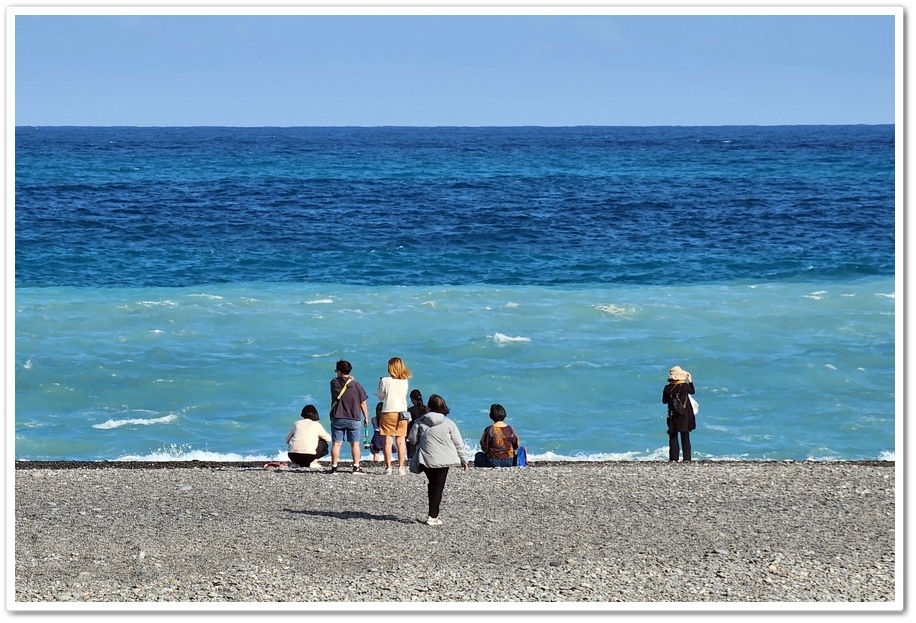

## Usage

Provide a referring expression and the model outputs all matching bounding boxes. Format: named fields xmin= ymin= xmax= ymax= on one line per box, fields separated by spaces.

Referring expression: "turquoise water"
xmin=14 ymin=277 xmax=896 ymax=462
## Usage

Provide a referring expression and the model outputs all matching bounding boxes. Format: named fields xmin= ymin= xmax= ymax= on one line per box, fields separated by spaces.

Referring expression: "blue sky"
xmin=12 ymin=9 xmax=899 ymax=127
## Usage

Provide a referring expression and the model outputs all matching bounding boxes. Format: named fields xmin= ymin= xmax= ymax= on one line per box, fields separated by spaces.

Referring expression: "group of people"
xmin=284 ymin=357 xmax=525 ymax=526
xmin=286 ymin=358 xmax=698 ymax=524
xmin=369 ymin=388 xmax=427 ymax=464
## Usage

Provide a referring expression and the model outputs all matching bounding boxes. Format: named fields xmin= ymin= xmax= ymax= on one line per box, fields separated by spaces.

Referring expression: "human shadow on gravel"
xmin=283 ymin=508 xmax=416 ymax=524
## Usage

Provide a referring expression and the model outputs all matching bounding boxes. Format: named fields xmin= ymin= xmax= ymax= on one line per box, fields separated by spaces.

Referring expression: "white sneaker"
xmin=398 ymin=466 xmax=407 ymax=476
xmin=383 ymin=467 xmax=392 ymax=476
xmin=425 ymin=516 xmax=443 ymax=526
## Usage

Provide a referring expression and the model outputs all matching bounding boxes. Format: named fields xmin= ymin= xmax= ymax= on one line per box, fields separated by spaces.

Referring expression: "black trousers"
xmin=288 ymin=439 xmax=329 ymax=467
xmin=419 ymin=465 xmax=450 ymax=518
xmin=668 ymin=430 xmax=692 ymax=462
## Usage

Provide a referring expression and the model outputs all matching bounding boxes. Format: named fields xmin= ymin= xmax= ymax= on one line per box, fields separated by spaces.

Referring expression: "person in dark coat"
xmin=405 ymin=389 xmax=428 ymax=459
xmin=661 ymin=365 xmax=696 ymax=462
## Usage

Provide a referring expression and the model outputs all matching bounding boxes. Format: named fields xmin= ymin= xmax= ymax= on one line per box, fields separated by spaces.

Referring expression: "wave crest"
xmin=490 ymin=332 xmax=531 ymax=343
xmin=93 ymin=414 xmax=178 ymax=430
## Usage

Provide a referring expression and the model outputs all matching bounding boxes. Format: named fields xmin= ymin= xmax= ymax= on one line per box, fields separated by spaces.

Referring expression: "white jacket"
xmin=286 ymin=419 xmax=331 ymax=454
xmin=377 ymin=376 xmax=409 ymax=412
xmin=408 ymin=412 xmax=468 ymax=468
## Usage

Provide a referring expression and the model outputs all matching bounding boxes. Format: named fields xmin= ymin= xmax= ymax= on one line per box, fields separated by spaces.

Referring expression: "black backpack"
xmin=669 ymin=387 xmax=687 ymax=416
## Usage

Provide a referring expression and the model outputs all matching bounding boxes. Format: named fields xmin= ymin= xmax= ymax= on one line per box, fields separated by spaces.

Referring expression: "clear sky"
xmin=11 ymin=7 xmax=900 ymax=127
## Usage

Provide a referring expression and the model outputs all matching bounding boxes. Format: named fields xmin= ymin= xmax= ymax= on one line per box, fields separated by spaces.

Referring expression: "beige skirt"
xmin=378 ymin=412 xmax=407 ymax=436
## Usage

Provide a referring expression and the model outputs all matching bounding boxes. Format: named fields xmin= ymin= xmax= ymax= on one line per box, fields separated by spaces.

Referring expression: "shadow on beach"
xmin=283 ymin=508 xmax=416 ymax=524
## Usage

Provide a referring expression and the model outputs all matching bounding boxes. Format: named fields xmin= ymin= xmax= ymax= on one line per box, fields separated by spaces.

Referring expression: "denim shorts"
xmin=331 ymin=418 xmax=362 ymax=443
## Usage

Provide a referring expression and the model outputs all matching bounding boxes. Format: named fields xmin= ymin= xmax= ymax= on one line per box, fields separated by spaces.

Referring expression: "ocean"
xmin=13 ymin=125 xmax=898 ymax=463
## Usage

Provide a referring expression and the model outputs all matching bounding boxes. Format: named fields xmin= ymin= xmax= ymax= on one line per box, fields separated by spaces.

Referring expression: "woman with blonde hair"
xmin=376 ymin=356 xmax=412 ymax=475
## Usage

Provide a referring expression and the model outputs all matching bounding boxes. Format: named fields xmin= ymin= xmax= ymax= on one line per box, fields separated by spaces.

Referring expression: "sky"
xmin=10 ymin=6 xmax=899 ymax=127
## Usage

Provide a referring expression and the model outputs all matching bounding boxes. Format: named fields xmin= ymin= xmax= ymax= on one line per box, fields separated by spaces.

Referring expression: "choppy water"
xmin=13 ymin=125 xmax=898 ymax=462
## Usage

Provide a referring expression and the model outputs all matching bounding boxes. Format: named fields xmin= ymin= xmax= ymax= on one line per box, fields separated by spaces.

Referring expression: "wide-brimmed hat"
xmin=668 ymin=366 xmax=690 ymax=382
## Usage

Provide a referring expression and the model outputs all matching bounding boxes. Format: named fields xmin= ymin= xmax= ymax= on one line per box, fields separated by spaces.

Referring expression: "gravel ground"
xmin=12 ymin=460 xmax=898 ymax=610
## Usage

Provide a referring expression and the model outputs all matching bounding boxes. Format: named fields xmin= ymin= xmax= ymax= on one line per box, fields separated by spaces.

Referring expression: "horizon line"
xmin=15 ymin=123 xmax=895 ymax=129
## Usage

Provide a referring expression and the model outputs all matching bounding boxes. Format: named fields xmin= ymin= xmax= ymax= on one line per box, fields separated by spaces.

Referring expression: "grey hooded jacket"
xmin=407 ymin=412 xmax=468 ymax=468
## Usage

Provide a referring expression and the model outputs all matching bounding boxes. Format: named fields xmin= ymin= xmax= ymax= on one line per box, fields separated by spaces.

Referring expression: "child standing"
xmin=370 ymin=402 xmax=396 ymax=462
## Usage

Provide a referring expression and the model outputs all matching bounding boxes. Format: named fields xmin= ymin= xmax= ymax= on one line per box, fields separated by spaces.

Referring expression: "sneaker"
xmin=352 ymin=465 xmax=363 ymax=474
xmin=425 ymin=516 xmax=443 ymax=526
xmin=383 ymin=467 xmax=392 ymax=476
xmin=398 ymin=466 xmax=407 ymax=476
xmin=328 ymin=465 xmax=338 ymax=474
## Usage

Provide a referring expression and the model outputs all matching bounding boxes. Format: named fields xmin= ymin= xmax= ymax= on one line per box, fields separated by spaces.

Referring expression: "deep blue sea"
xmin=13 ymin=125 xmax=898 ymax=462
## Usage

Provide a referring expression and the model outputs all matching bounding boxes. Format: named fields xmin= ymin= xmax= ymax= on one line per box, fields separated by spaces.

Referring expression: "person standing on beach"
xmin=473 ymin=403 xmax=520 ymax=468
xmin=285 ymin=404 xmax=332 ymax=469
xmin=405 ymin=389 xmax=427 ymax=459
xmin=329 ymin=360 xmax=370 ymax=473
xmin=376 ymin=357 xmax=411 ymax=475
xmin=662 ymin=365 xmax=697 ymax=462
xmin=407 ymin=394 xmax=468 ymax=526
xmin=369 ymin=401 xmax=398 ymax=462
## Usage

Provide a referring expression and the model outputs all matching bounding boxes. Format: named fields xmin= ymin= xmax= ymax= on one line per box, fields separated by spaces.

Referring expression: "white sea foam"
xmin=93 ymin=414 xmax=178 ymax=430
xmin=188 ymin=293 xmax=224 ymax=300
xmin=136 ymin=300 xmax=178 ymax=307
xmin=594 ymin=303 xmax=637 ymax=317
xmin=490 ymin=332 xmax=531 ymax=343
xmin=116 ymin=445 xmax=274 ymax=462
xmin=305 ymin=298 xmax=334 ymax=304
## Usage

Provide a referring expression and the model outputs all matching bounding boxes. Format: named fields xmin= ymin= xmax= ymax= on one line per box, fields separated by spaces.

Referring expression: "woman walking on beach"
xmin=376 ymin=357 xmax=412 ymax=475
xmin=408 ymin=394 xmax=468 ymax=526
xmin=662 ymin=365 xmax=697 ymax=462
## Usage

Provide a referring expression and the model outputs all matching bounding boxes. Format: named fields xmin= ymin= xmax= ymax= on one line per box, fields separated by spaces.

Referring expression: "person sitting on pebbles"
xmin=474 ymin=403 xmax=521 ymax=468
xmin=285 ymin=404 xmax=332 ymax=469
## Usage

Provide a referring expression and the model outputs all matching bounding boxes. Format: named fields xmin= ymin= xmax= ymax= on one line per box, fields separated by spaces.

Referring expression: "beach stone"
xmin=12 ymin=461 xmax=896 ymax=606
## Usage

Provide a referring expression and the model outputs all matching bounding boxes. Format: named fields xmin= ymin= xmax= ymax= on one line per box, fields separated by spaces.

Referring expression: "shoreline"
xmin=12 ymin=458 xmax=896 ymax=470
xmin=13 ymin=461 xmax=898 ymax=608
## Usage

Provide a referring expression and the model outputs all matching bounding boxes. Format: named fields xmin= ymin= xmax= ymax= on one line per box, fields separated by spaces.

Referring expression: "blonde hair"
xmin=387 ymin=357 xmax=412 ymax=380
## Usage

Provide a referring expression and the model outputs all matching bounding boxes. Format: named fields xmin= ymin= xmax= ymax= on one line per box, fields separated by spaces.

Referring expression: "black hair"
xmin=335 ymin=360 xmax=352 ymax=374
xmin=301 ymin=404 xmax=320 ymax=421
xmin=426 ymin=394 xmax=450 ymax=416
xmin=489 ymin=403 xmax=507 ymax=422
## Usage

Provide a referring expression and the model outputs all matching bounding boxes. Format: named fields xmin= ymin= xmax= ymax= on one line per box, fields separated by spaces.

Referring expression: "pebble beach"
xmin=11 ymin=460 xmax=898 ymax=612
